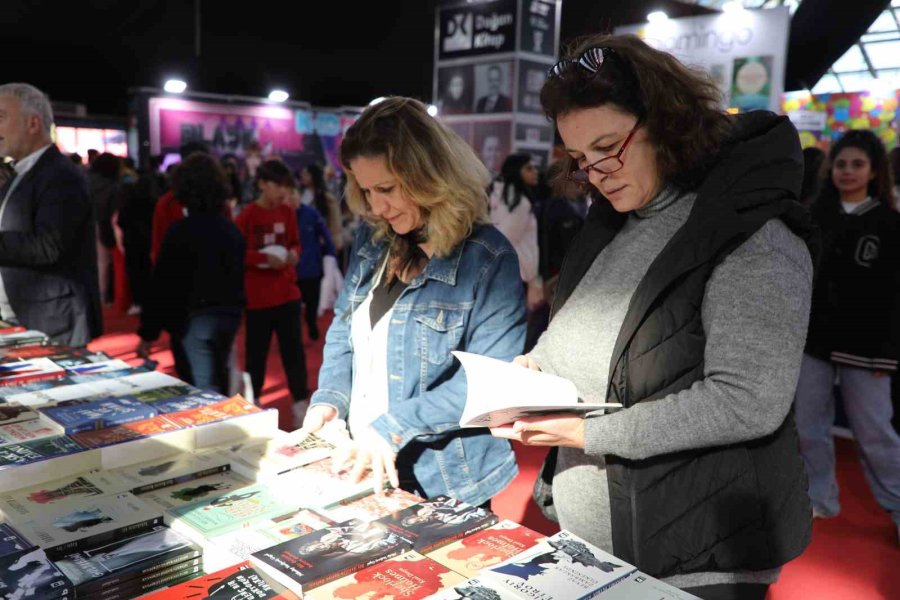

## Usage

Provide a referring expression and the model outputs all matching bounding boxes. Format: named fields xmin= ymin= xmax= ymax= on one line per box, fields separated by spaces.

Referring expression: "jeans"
xmin=245 ymin=300 xmax=309 ymax=403
xmin=180 ymin=310 xmax=242 ymax=395
xmin=795 ymin=353 xmax=900 ymax=526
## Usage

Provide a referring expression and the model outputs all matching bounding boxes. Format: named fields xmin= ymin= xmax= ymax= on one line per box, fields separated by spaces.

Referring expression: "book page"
xmin=454 ymin=352 xmax=621 ymax=428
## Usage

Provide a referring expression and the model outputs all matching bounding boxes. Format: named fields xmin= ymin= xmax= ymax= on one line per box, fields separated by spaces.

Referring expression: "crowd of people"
xmin=2 ymin=28 xmax=899 ymax=600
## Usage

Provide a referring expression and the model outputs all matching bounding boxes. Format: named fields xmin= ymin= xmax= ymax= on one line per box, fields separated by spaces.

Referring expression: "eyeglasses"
xmin=567 ymin=121 xmax=641 ymax=184
xmin=548 ymin=46 xmax=614 ymax=80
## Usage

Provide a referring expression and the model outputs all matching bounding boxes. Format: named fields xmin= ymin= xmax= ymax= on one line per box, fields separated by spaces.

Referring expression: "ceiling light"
xmin=164 ymin=79 xmax=187 ymax=94
xmin=268 ymin=90 xmax=289 ymax=103
xmin=647 ymin=11 xmax=669 ymax=24
xmin=369 ymin=96 xmax=387 ymax=106
xmin=427 ymin=104 xmax=439 ymax=117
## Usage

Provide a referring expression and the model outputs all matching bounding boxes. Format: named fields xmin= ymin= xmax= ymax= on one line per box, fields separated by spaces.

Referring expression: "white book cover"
xmin=224 ymin=423 xmax=347 ymax=479
xmin=9 ymin=492 xmax=163 ymax=558
xmin=484 ymin=530 xmax=636 ymax=600
xmin=107 ymin=449 xmax=232 ymax=495
xmin=0 ymin=418 xmax=64 ymax=446
xmin=64 ymin=359 xmax=133 ymax=375
xmin=453 ymin=352 xmax=622 ymax=428
xmin=424 ymin=576 xmax=520 ymax=599
xmin=0 ymin=403 xmax=41 ymax=427
xmin=5 ymin=371 xmax=183 ymax=408
xmin=272 ymin=457 xmax=378 ymax=508
xmin=139 ymin=470 xmax=252 ymax=512
xmin=599 ymin=571 xmax=702 ymax=600
xmin=0 ymin=470 xmax=128 ymax=520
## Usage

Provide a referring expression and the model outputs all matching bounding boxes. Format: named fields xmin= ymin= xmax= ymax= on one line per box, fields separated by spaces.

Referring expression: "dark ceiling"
xmin=4 ymin=0 xmax=710 ymax=117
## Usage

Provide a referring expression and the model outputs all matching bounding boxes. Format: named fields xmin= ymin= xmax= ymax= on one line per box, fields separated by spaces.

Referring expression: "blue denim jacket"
xmin=311 ymin=222 xmax=525 ymax=506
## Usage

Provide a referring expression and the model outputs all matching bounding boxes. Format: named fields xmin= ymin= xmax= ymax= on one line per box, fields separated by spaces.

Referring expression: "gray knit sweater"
xmin=529 ymin=186 xmax=813 ymax=589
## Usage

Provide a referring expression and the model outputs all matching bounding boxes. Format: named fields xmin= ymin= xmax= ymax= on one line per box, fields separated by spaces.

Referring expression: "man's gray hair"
xmin=0 ymin=83 xmax=54 ymax=136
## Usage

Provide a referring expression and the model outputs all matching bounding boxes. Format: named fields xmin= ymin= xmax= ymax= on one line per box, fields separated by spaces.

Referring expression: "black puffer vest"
xmin=534 ymin=112 xmax=816 ymax=577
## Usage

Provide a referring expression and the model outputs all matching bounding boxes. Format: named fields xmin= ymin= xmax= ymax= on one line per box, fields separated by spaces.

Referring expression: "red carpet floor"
xmin=92 ymin=306 xmax=899 ymax=599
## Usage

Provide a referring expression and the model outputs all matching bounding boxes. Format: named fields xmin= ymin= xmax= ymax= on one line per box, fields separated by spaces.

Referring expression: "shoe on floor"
xmin=292 ymin=400 xmax=309 ymax=428
xmin=812 ymin=506 xmax=839 ymax=519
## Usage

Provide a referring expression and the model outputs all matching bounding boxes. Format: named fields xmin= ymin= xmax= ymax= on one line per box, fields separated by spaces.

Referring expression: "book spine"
xmin=129 ymin=463 xmax=231 ymax=495
xmin=44 ymin=514 xmax=165 ymax=561
xmin=77 ymin=552 xmax=203 ymax=596
xmin=0 ymin=371 xmax=64 ymax=387
xmin=95 ymin=561 xmax=204 ymax=600
xmin=63 ymin=411 xmax=154 ymax=435
xmin=418 ymin=515 xmax=500 ymax=554
xmin=305 ymin=544 xmax=408 ymax=591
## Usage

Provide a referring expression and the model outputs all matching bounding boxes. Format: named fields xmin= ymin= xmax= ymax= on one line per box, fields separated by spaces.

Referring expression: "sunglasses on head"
xmin=548 ymin=46 xmax=615 ymax=80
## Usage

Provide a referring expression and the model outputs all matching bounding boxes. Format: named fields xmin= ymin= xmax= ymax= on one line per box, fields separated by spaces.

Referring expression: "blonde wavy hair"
xmin=340 ymin=97 xmax=491 ymax=257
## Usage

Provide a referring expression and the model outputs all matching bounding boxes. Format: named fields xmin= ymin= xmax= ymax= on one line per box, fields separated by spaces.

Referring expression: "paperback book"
xmin=321 ymin=487 xmax=425 ymax=523
xmin=166 ymin=482 xmax=300 ymax=540
xmin=0 ymin=435 xmax=86 ymax=468
xmin=0 ymin=357 xmax=65 ymax=387
xmin=0 ymin=523 xmax=30 ymax=558
xmin=483 ymin=530 xmax=636 ymax=600
xmin=96 ymin=559 xmax=203 ymax=600
xmin=375 ymin=495 xmax=499 ymax=553
xmin=249 ymin=518 xmax=411 ymax=595
xmin=148 ymin=390 xmax=227 ymax=414
xmin=138 ymin=470 xmax=252 ymax=511
xmin=426 ymin=576 xmax=519 ymax=599
xmin=41 ymin=396 xmax=159 ymax=435
xmin=53 ymin=525 xmax=202 ymax=593
xmin=3 ymin=370 xmax=184 ymax=408
xmin=223 ymin=426 xmax=341 ymax=480
xmin=0 ymin=435 xmax=99 ymax=491
xmin=64 ymin=359 xmax=134 ymax=376
xmin=126 ymin=384 xmax=199 ymax=403
xmin=139 ymin=561 xmax=301 ymax=600
xmin=164 ymin=395 xmax=262 ymax=427
xmin=209 ymin=508 xmax=335 ymax=566
xmin=306 ymin=550 xmax=466 ymax=600
xmin=107 ymin=450 xmax=232 ymax=495
xmin=426 ymin=519 xmax=546 ymax=578
xmin=69 ymin=414 xmax=184 ymax=448
xmin=598 ymin=571 xmax=702 ymax=600
xmin=9 ymin=492 xmax=163 ymax=559
xmin=0 ymin=403 xmax=40 ymax=427
xmin=0 ymin=546 xmax=73 ymax=599
xmin=0 ymin=345 xmax=106 ymax=364
xmin=454 ymin=351 xmax=622 ymax=428
xmin=0 ymin=417 xmax=64 ymax=445
xmin=276 ymin=457 xmax=378 ymax=508
xmin=0 ymin=470 xmax=128 ymax=520
xmin=0 ymin=330 xmax=48 ymax=348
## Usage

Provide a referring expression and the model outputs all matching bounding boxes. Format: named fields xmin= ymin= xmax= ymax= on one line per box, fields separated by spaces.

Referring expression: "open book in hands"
xmin=454 ymin=351 xmax=623 ymax=428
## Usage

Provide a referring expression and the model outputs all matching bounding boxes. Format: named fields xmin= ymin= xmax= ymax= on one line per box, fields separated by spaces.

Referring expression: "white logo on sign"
xmin=444 ymin=12 xmax=473 ymax=52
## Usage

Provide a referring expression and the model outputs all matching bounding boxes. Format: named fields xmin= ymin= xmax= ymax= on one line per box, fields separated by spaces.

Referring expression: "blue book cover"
xmin=150 ymin=391 xmax=227 ymax=414
xmin=41 ymin=398 xmax=158 ymax=435
xmin=0 ymin=523 xmax=30 ymax=559
xmin=0 ymin=546 xmax=73 ymax=599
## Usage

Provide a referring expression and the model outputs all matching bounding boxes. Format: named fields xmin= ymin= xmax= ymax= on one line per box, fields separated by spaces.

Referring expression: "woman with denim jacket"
xmin=301 ymin=97 xmax=525 ymax=508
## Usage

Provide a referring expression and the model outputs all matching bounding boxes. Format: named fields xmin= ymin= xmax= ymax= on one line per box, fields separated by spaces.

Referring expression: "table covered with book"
xmin=0 ymin=325 xmax=698 ymax=600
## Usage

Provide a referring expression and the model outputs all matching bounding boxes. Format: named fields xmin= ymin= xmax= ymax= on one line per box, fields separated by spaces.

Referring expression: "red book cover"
xmin=164 ymin=396 xmax=260 ymax=427
xmin=70 ymin=416 xmax=182 ymax=448
xmin=307 ymin=551 xmax=465 ymax=600
xmin=0 ymin=358 xmax=66 ymax=387
xmin=140 ymin=561 xmax=299 ymax=600
xmin=425 ymin=519 xmax=546 ymax=578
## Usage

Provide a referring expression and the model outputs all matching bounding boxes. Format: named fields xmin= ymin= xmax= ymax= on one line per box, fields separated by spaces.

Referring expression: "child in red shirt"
xmin=234 ymin=160 xmax=309 ymax=407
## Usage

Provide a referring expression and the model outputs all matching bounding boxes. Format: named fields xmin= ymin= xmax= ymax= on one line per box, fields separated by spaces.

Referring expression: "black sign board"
xmin=439 ymin=0 xmax=518 ymax=60
xmin=519 ymin=0 xmax=557 ymax=57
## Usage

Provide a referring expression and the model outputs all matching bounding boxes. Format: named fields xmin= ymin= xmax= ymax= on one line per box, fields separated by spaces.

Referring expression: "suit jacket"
xmin=0 ymin=145 xmax=102 ymax=346
xmin=476 ymin=93 xmax=512 ymax=113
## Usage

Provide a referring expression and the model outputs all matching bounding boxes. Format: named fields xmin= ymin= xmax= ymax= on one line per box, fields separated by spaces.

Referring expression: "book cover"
xmin=165 ymin=395 xmax=261 ymax=427
xmin=3 ymin=370 xmax=185 ymax=408
xmin=127 ymin=383 xmax=200 ymax=403
xmin=139 ymin=561 xmax=301 ymax=600
xmin=0 ymin=470 xmax=127 ymax=520
xmin=249 ymin=519 xmax=411 ymax=594
xmin=306 ymin=550 xmax=466 ymax=600
xmin=210 ymin=508 xmax=335 ymax=563
xmin=0 ymin=357 xmax=66 ymax=387
xmin=322 ymin=487 xmax=425 ymax=523
xmin=96 ymin=559 xmax=203 ymax=599
xmin=149 ymin=390 xmax=227 ymax=414
xmin=0 ymin=435 xmax=85 ymax=467
xmin=64 ymin=359 xmax=133 ymax=376
xmin=225 ymin=428 xmax=338 ymax=479
xmin=0 ymin=546 xmax=73 ymax=599
xmin=0 ymin=345 xmax=104 ymax=363
xmin=375 ymin=495 xmax=499 ymax=554
xmin=69 ymin=415 xmax=182 ymax=448
xmin=53 ymin=525 xmax=201 ymax=591
xmin=41 ymin=396 xmax=159 ymax=434
xmin=0 ymin=523 xmax=30 ymax=559
xmin=139 ymin=470 xmax=252 ymax=511
xmin=167 ymin=482 xmax=299 ymax=539
xmin=275 ymin=457 xmax=377 ymax=508
xmin=0 ymin=417 xmax=64 ymax=446
xmin=426 ymin=519 xmax=546 ymax=578
xmin=596 ymin=571 xmax=702 ymax=600
xmin=106 ymin=450 xmax=232 ymax=495
xmin=454 ymin=351 xmax=622 ymax=428
xmin=426 ymin=576 xmax=520 ymax=599
xmin=0 ymin=331 xmax=49 ymax=348
xmin=0 ymin=403 xmax=40 ymax=427
xmin=484 ymin=530 xmax=637 ymax=600
xmin=9 ymin=492 xmax=163 ymax=560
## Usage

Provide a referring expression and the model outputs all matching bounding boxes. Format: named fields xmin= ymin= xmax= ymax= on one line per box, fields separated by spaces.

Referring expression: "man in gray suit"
xmin=0 ymin=83 xmax=102 ymax=346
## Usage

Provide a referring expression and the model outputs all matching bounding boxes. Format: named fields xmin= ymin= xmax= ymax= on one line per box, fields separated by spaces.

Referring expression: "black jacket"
xmin=534 ymin=112 xmax=815 ymax=577
xmin=0 ymin=146 xmax=102 ymax=346
xmin=138 ymin=213 xmax=245 ymax=341
xmin=805 ymin=197 xmax=900 ymax=371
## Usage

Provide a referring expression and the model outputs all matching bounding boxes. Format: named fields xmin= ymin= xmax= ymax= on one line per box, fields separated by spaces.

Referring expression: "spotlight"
xmin=268 ymin=90 xmax=289 ymax=103
xmin=427 ymin=104 xmax=439 ymax=117
xmin=647 ymin=11 xmax=669 ymax=24
xmin=164 ymin=79 xmax=187 ymax=94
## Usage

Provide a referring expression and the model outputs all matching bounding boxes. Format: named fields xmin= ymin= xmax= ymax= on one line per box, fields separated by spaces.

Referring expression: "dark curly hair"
xmin=818 ymin=129 xmax=896 ymax=211
xmin=171 ymin=153 xmax=230 ymax=214
xmin=541 ymin=33 xmax=732 ymax=192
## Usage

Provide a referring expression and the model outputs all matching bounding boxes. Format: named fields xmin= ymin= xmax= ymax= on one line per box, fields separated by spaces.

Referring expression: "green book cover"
xmin=0 ymin=435 xmax=84 ymax=466
xmin=168 ymin=483 xmax=297 ymax=538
